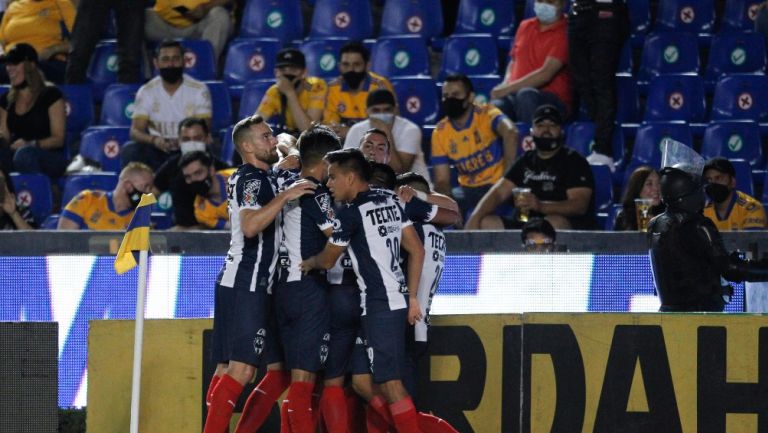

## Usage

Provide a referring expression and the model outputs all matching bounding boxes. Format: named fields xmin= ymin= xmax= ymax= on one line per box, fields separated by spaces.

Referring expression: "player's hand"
xmin=396 ymin=185 xmax=416 ymax=203
xmin=408 ymin=298 xmax=422 ymax=325
xmin=277 ymin=154 xmax=300 ymax=171
xmin=300 ymin=257 xmax=316 ymax=274
xmin=282 ymin=179 xmax=316 ymax=200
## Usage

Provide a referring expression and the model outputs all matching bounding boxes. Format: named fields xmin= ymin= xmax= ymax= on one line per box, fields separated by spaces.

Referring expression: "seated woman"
xmin=0 ymin=44 xmax=67 ymax=179
xmin=0 ymin=166 xmax=35 ymax=230
xmin=614 ymin=165 xmax=664 ymax=231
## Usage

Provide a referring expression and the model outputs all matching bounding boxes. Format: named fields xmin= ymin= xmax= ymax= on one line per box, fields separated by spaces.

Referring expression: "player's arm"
xmin=465 ymin=177 xmax=515 ymax=229
xmin=240 ymin=179 xmax=316 ymax=238
xmin=401 ymin=224 xmax=425 ymax=325
xmin=397 ymin=187 xmax=460 ymax=226
xmin=301 ymin=241 xmax=346 ymax=271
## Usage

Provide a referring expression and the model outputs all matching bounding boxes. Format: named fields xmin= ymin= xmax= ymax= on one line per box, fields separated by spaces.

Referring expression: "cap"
xmin=275 ymin=48 xmax=305 ymax=68
xmin=532 ymin=104 xmax=563 ymax=125
xmin=703 ymin=157 xmax=735 ymax=177
xmin=366 ymin=89 xmax=396 ymax=108
xmin=0 ymin=43 xmax=38 ymax=64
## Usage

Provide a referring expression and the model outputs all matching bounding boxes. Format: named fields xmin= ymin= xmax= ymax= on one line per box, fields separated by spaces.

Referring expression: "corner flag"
xmin=114 ymin=193 xmax=156 ymax=274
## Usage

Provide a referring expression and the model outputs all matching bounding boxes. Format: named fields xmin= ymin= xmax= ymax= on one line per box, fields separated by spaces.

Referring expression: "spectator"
xmin=465 ymin=104 xmax=594 ymax=230
xmin=0 ymin=44 xmax=67 ymax=178
xmin=256 ymin=48 xmax=326 ymax=137
xmin=702 ymin=157 xmax=767 ymax=231
xmin=65 ymin=0 xmax=144 ymax=85
xmin=0 ymin=166 xmax=35 ymax=229
xmin=178 ymin=150 xmax=234 ymax=230
xmin=521 ymin=218 xmax=557 ymax=252
xmin=0 ymin=0 xmax=74 ymax=83
xmin=344 ymin=89 xmax=430 ymax=183
xmin=145 ymin=0 xmax=232 ymax=62
xmin=57 ymin=162 xmax=155 ymax=230
xmin=490 ymin=0 xmax=571 ymax=123
xmin=613 ymin=166 xmax=663 ymax=231
xmin=121 ymin=40 xmax=212 ymax=171
xmin=431 ymin=73 xmax=517 ymax=219
xmin=323 ymin=41 xmax=394 ymax=139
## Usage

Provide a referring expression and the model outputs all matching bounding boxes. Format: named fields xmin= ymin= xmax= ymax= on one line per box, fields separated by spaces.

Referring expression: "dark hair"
xmin=521 ymin=218 xmax=556 ymax=243
xmin=178 ymin=117 xmax=209 ymax=135
xmin=396 ymin=172 xmax=430 ymax=193
xmin=621 ymin=166 xmax=657 ymax=210
xmin=297 ymin=124 xmax=342 ymax=166
xmin=340 ymin=41 xmax=370 ymax=63
xmin=444 ymin=73 xmax=474 ymax=94
xmin=324 ymin=148 xmax=371 ymax=182
xmin=0 ymin=165 xmax=13 ymax=194
xmin=154 ymin=39 xmax=184 ymax=58
xmin=361 ymin=128 xmax=390 ymax=152
xmin=370 ymin=162 xmax=396 ymax=190
xmin=178 ymin=150 xmax=213 ymax=170
xmin=232 ymin=115 xmax=266 ymax=152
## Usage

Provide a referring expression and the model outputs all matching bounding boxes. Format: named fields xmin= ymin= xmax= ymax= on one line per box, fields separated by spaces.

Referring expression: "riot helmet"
xmin=658 ymin=139 xmax=706 ymax=213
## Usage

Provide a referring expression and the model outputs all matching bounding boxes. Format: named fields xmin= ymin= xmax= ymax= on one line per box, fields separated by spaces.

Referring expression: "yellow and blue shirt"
xmin=431 ymin=104 xmax=508 ymax=188
xmin=323 ymin=71 xmax=394 ymax=126
xmin=194 ymin=169 xmax=235 ymax=229
xmin=257 ymin=77 xmax=327 ymax=131
xmin=61 ymin=190 xmax=134 ymax=230
xmin=703 ymin=190 xmax=767 ymax=231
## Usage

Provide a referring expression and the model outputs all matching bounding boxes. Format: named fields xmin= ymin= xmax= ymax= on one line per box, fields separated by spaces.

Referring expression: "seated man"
xmin=145 ymin=0 xmax=232 ymax=62
xmin=465 ymin=104 xmax=595 ymax=230
xmin=178 ymin=150 xmax=235 ymax=230
xmin=58 ymin=162 xmax=155 ymax=230
xmin=703 ymin=157 xmax=767 ymax=231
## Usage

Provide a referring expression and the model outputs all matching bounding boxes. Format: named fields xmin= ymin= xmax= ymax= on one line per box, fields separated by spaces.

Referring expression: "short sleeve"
xmin=304 ymin=190 xmax=336 ymax=231
xmin=330 ymin=205 xmax=358 ymax=247
xmin=344 ymin=122 xmax=366 ymax=149
xmin=60 ymin=191 xmax=91 ymax=229
xmin=132 ymin=86 xmax=151 ymax=119
xmin=504 ymin=156 xmax=525 ymax=185
xmin=41 ymin=87 xmax=63 ymax=108
xmin=565 ymin=154 xmax=594 ymax=189
xmin=236 ymin=175 xmax=270 ymax=211
xmin=404 ymin=197 xmax=438 ymax=223
xmin=306 ymin=79 xmax=328 ymax=111
xmin=394 ymin=119 xmax=421 ymax=155
xmin=430 ymin=125 xmax=451 ymax=166
xmin=322 ymin=84 xmax=341 ymax=124
xmin=547 ymin=27 xmax=569 ymax=64
xmin=194 ymin=85 xmax=212 ymax=118
xmin=193 ymin=196 xmax=216 ymax=229
xmin=396 ymin=198 xmax=413 ymax=228
xmin=486 ymin=106 xmax=508 ymax=133
xmin=257 ymin=85 xmax=280 ymax=119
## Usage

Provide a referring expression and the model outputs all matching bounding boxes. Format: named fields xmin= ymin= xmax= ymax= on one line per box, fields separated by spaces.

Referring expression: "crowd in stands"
xmin=0 ymin=0 xmax=766 ymax=234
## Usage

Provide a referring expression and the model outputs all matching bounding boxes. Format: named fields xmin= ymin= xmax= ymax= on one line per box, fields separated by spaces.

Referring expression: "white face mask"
xmin=369 ymin=113 xmax=394 ymax=124
xmin=534 ymin=2 xmax=559 ymax=24
xmin=180 ymin=140 xmax=207 ymax=155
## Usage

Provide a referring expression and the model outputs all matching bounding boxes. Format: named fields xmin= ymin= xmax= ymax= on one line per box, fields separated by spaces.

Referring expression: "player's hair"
xmin=297 ymin=124 xmax=342 ymax=166
xmin=360 ymin=128 xmax=390 ymax=152
xmin=154 ymin=39 xmax=184 ymax=58
xmin=178 ymin=150 xmax=213 ymax=170
xmin=177 ymin=117 xmax=209 ymax=135
xmin=119 ymin=162 xmax=154 ymax=179
xmin=444 ymin=73 xmax=474 ymax=94
xmin=369 ymin=162 xmax=396 ymax=190
xmin=340 ymin=41 xmax=370 ymax=63
xmin=324 ymin=148 xmax=371 ymax=182
xmin=232 ymin=115 xmax=266 ymax=153
xmin=396 ymin=172 xmax=430 ymax=194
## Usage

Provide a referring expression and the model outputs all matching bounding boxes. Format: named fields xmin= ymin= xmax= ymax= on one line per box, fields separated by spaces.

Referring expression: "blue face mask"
xmin=534 ymin=2 xmax=559 ymax=24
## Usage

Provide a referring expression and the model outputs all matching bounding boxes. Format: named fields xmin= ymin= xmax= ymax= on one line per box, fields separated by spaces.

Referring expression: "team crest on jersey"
xmin=243 ymin=179 xmax=262 ymax=206
xmin=314 ymin=193 xmax=334 ymax=218
xmin=332 ymin=218 xmax=342 ymax=230
xmin=378 ymin=225 xmax=388 ymax=237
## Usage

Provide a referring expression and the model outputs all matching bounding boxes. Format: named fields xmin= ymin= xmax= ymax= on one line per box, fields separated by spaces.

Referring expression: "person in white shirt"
xmin=343 ymin=89 xmax=431 ymax=185
xmin=120 ymin=39 xmax=212 ymax=171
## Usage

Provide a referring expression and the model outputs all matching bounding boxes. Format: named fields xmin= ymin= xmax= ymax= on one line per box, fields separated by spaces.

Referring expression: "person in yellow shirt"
xmin=179 ymin=150 xmax=235 ymax=229
xmin=323 ymin=41 xmax=394 ymax=139
xmin=257 ymin=48 xmax=326 ymax=137
xmin=146 ymin=0 xmax=232 ymax=61
xmin=57 ymin=162 xmax=155 ymax=230
xmin=703 ymin=157 xmax=767 ymax=231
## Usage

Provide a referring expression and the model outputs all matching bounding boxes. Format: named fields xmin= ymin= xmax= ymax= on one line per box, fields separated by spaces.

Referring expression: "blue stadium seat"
xmin=59 ymin=84 xmax=94 ymax=144
xmin=629 ymin=0 xmax=651 ymax=37
xmin=439 ymin=34 xmax=499 ymax=79
xmin=61 ymin=172 xmax=120 ymax=206
xmin=468 ymin=74 xmax=501 ymax=105
xmin=515 ymin=121 xmax=534 ymax=154
xmin=617 ymin=41 xmax=633 ymax=75
xmin=86 ymin=40 xmax=119 ymax=101
xmin=721 ymin=0 xmax=764 ymax=32
xmin=219 ymin=126 xmax=235 ymax=165
xmin=390 ymin=76 xmax=440 ymax=125
xmin=178 ymin=39 xmax=217 ymax=80
xmin=591 ymin=164 xmax=614 ymax=212
xmin=99 ymin=84 xmax=141 ymax=126
xmin=605 ymin=203 xmax=623 ymax=230
xmin=222 ymin=38 xmax=281 ymax=96
xmin=631 ymin=121 xmax=694 ymax=168
xmin=728 ymin=158 xmax=755 ymax=196
xmin=309 ymin=0 xmax=372 ymax=40
xmin=41 ymin=214 xmax=60 ymax=229
xmin=299 ymin=37 xmax=349 ymax=80
xmin=638 ymin=32 xmax=700 ymax=82
xmin=643 ymin=74 xmax=706 ymax=122
xmin=203 ymin=81 xmax=233 ymax=131
xmin=655 ymin=0 xmax=714 ymax=33
xmin=381 ymin=0 xmax=443 ymax=40
xmin=239 ymin=0 xmax=303 ymax=43
xmin=456 ymin=0 xmax=515 ymax=37
xmin=701 ymin=120 xmax=762 ymax=168
xmin=615 ymin=75 xmax=641 ymax=123
xmin=370 ymin=35 xmax=430 ymax=78
xmin=79 ymin=126 xmax=130 ymax=172
xmin=704 ymin=33 xmax=766 ymax=89
xmin=9 ymin=173 xmax=52 ymax=225
xmin=711 ymin=74 xmax=768 ymax=122
xmin=238 ymin=79 xmax=276 ymax=120
xmin=566 ymin=122 xmax=596 ymax=157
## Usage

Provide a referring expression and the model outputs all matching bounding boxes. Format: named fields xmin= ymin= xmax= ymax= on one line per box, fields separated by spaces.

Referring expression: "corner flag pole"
xmin=129 ymin=249 xmax=149 ymax=433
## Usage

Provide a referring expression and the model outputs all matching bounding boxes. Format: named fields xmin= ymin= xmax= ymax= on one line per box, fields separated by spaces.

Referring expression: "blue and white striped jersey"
xmin=330 ymin=189 xmax=412 ymax=315
xmin=413 ymin=222 xmax=445 ymax=342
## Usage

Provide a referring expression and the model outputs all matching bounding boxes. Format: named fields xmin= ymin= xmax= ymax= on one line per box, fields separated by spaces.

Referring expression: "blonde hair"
xmin=6 ymin=61 xmax=46 ymax=105
xmin=119 ymin=162 xmax=154 ymax=179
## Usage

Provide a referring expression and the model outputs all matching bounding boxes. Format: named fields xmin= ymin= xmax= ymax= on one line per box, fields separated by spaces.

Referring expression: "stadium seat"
xmin=203 ymin=81 xmax=232 ymax=132
xmin=222 ymin=38 xmax=281 ymax=96
xmin=439 ymin=34 xmax=499 ymax=79
xmin=605 ymin=203 xmax=623 ymax=230
xmin=178 ymin=39 xmax=217 ymax=81
xmin=99 ymin=83 xmax=141 ymax=126
xmin=566 ymin=122 xmax=596 ymax=157
xmin=9 ymin=173 xmax=52 ymax=225
xmin=370 ymin=35 xmax=430 ymax=78
xmin=617 ymin=42 xmax=633 ymax=75
xmin=615 ymin=75 xmax=641 ymax=124
xmin=720 ymin=0 xmax=764 ymax=32
xmin=701 ymin=120 xmax=763 ymax=168
xmin=455 ymin=0 xmax=515 ymax=37
xmin=631 ymin=121 xmax=694 ymax=168
xmin=728 ymin=158 xmax=755 ymax=196
xmin=309 ymin=0 xmax=372 ymax=40
xmin=79 ymin=127 xmax=130 ymax=172
xmin=41 ymin=214 xmax=59 ymax=229
xmin=516 ymin=122 xmax=534 ymax=154
xmin=638 ymin=32 xmax=700 ymax=83
xmin=238 ymin=79 xmax=276 ymax=120
xmin=704 ymin=32 xmax=766 ymax=89
xmin=628 ymin=0 xmax=651 ymax=37
xmin=711 ymin=74 xmax=768 ymax=122
xmin=299 ymin=37 xmax=349 ymax=80
xmin=643 ymin=74 xmax=706 ymax=122
xmin=61 ymin=172 xmax=120 ymax=206
xmin=59 ymin=84 xmax=94 ymax=145
xmin=219 ymin=125 xmax=235 ymax=165
xmin=380 ymin=0 xmax=443 ymax=40
xmin=591 ymin=164 xmax=614 ymax=212
xmin=86 ymin=40 xmax=119 ymax=101
xmin=655 ymin=0 xmax=714 ymax=34
xmin=390 ymin=76 xmax=440 ymax=125
xmin=239 ymin=0 xmax=303 ymax=43
xmin=468 ymin=74 xmax=501 ymax=105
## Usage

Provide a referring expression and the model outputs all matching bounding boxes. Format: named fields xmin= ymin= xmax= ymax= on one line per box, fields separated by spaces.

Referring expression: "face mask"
xmin=442 ymin=97 xmax=467 ymax=119
xmin=534 ymin=2 xmax=559 ymax=24
xmin=159 ymin=66 xmax=183 ymax=84
xmin=342 ymin=71 xmax=366 ymax=89
xmin=129 ymin=190 xmax=142 ymax=209
xmin=189 ymin=177 xmax=212 ymax=196
xmin=533 ymin=135 xmax=563 ymax=151
xmin=705 ymin=182 xmax=731 ymax=203
xmin=180 ymin=140 xmax=207 ymax=155
xmin=369 ymin=113 xmax=394 ymax=124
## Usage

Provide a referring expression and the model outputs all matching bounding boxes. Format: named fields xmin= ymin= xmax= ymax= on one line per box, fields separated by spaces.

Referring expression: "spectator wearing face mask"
xmin=431 ymin=73 xmax=518 ymax=219
xmin=178 ymin=150 xmax=234 ymax=230
xmin=702 ymin=157 xmax=766 ymax=231
xmin=343 ymin=89 xmax=430 ymax=183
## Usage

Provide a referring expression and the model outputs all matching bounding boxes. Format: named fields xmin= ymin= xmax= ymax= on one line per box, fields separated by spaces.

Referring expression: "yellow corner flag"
xmin=114 ymin=193 xmax=157 ymax=275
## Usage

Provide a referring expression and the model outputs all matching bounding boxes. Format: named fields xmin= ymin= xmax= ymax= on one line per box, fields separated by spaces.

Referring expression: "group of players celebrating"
xmin=202 ymin=115 xmax=460 ymax=433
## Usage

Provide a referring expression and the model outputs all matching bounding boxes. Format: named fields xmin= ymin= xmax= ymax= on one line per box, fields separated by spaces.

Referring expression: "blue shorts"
xmin=324 ymin=284 xmax=363 ymax=378
xmin=350 ymin=327 xmax=371 ymax=376
xmin=211 ymin=283 xmax=232 ymax=364
xmin=362 ymin=308 xmax=408 ymax=383
xmin=275 ymin=277 xmax=330 ymax=372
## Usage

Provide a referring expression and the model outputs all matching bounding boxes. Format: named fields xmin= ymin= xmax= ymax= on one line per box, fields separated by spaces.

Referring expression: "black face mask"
xmin=342 ymin=71 xmax=366 ymax=89
xmin=189 ymin=177 xmax=212 ymax=197
xmin=159 ymin=66 xmax=183 ymax=84
xmin=533 ymin=135 xmax=563 ymax=151
xmin=705 ymin=182 xmax=731 ymax=203
xmin=129 ymin=190 xmax=142 ymax=209
xmin=442 ymin=97 xmax=467 ymax=119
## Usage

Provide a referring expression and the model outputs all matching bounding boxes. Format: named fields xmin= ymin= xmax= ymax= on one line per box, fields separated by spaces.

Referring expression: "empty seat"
xmin=309 ymin=0 xmax=372 ymax=40
xmin=643 ymin=74 xmax=706 ymax=122
xmin=655 ymin=0 xmax=714 ymax=33
xmin=638 ymin=32 xmax=700 ymax=82
xmin=9 ymin=173 xmax=52 ymax=225
xmin=617 ymin=41 xmax=633 ymax=75
xmin=566 ymin=121 xmax=596 ymax=157
xmin=456 ymin=0 xmax=515 ymax=37
xmin=86 ymin=40 xmax=119 ymax=101
xmin=79 ymin=126 xmax=130 ymax=172
xmin=390 ymin=76 xmax=440 ymax=125
xmin=380 ymin=0 xmax=443 ymax=40
xmin=705 ymin=32 xmax=766 ymax=87
xmin=439 ymin=34 xmax=499 ymax=79
xmin=720 ymin=0 xmax=765 ymax=32
xmin=701 ymin=120 xmax=762 ymax=168
xmin=628 ymin=0 xmax=651 ymax=37
xmin=222 ymin=38 xmax=281 ymax=95
xmin=58 ymin=84 xmax=94 ymax=144
xmin=178 ymin=39 xmax=217 ymax=80
xmin=631 ymin=121 xmax=694 ymax=168
xmin=615 ymin=75 xmax=641 ymax=123
xmin=370 ymin=35 xmax=430 ymax=78
xmin=61 ymin=172 xmax=120 ymax=206
xmin=203 ymin=81 xmax=233 ymax=131
xmin=238 ymin=79 xmax=276 ymax=120
xmin=99 ymin=83 xmax=141 ymax=126
xmin=728 ymin=158 xmax=755 ymax=196
xmin=711 ymin=74 xmax=768 ymax=122
xmin=591 ymin=164 xmax=614 ymax=212
xmin=469 ymin=74 xmax=501 ymax=105
xmin=299 ymin=37 xmax=349 ymax=80
xmin=219 ymin=125 xmax=235 ymax=165
xmin=239 ymin=0 xmax=303 ymax=43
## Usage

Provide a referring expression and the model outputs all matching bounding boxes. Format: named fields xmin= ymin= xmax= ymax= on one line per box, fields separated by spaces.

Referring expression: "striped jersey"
xmin=413 ymin=222 xmax=446 ymax=342
xmin=330 ymin=189 xmax=412 ymax=314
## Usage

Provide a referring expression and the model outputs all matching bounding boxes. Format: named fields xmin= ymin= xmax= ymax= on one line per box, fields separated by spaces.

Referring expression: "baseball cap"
xmin=0 ymin=43 xmax=38 ymax=65
xmin=532 ymin=104 xmax=563 ymax=125
xmin=275 ymin=48 xmax=306 ymax=69
xmin=703 ymin=157 xmax=735 ymax=177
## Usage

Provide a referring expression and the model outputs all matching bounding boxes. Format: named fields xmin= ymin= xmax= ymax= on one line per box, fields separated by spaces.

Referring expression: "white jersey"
xmin=132 ymin=74 xmax=212 ymax=139
xmin=413 ymin=222 xmax=445 ymax=342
